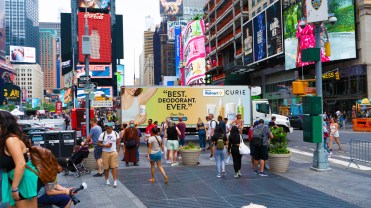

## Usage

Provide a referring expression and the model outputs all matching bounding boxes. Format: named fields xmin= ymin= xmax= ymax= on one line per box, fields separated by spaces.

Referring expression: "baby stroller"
xmin=63 ymin=145 xmax=91 ymax=178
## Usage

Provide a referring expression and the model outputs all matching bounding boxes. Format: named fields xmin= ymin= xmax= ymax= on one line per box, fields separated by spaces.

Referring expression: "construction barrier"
xmin=348 ymin=139 xmax=371 ymax=168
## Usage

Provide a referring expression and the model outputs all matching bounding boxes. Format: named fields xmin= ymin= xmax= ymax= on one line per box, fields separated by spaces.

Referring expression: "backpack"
xmin=252 ymin=126 xmax=264 ymax=147
xmin=216 ymin=135 xmax=225 ymax=150
xmin=210 ymin=120 xmax=218 ymax=129
xmin=25 ymin=146 xmax=59 ymax=184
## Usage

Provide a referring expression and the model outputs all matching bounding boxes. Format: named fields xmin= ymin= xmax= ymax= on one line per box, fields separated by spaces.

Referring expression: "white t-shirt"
xmin=148 ymin=135 xmax=162 ymax=154
xmin=208 ymin=120 xmax=217 ymax=137
xmin=98 ymin=131 xmax=119 ymax=152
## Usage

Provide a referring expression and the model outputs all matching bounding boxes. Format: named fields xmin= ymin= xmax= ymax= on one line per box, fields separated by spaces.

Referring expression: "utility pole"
xmin=84 ymin=0 xmax=90 ymax=137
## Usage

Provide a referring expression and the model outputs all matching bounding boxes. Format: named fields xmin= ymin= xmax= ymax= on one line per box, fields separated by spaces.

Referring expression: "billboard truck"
xmin=120 ymin=86 xmax=292 ymax=133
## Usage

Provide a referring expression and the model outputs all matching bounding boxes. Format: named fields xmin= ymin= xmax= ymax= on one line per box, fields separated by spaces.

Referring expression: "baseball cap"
xmin=105 ymin=122 xmax=114 ymax=127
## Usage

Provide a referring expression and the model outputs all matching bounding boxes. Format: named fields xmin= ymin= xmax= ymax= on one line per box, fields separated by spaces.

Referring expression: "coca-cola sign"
xmin=84 ymin=12 xmax=105 ymax=20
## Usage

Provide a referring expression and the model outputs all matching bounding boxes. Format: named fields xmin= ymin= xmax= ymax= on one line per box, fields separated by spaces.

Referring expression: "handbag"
xmin=239 ymin=135 xmax=250 ymax=155
xmin=126 ymin=139 xmax=136 ymax=148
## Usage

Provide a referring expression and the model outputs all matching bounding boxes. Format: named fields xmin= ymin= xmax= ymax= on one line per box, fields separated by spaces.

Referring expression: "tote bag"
xmin=239 ymin=135 xmax=250 ymax=155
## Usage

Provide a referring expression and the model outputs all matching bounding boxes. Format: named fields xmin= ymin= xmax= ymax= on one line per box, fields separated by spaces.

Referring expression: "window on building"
xmin=252 ymin=11 xmax=256 ymax=17
xmin=258 ymin=7 xmax=261 ymax=13
xmin=263 ymin=3 xmax=267 ymax=8
xmin=252 ymin=0 xmax=255 ymax=7
xmin=270 ymin=0 xmax=274 ymax=3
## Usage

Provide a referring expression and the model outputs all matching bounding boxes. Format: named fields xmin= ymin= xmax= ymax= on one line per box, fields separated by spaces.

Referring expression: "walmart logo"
xmin=203 ymin=89 xmax=225 ymax=97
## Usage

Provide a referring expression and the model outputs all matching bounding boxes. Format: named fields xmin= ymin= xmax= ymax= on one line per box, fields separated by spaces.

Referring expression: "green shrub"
xmin=182 ymin=142 xmax=200 ymax=150
xmin=269 ymin=127 xmax=290 ymax=154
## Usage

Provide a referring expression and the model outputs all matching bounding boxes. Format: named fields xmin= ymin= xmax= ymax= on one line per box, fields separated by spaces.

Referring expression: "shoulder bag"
xmin=239 ymin=135 xmax=250 ymax=155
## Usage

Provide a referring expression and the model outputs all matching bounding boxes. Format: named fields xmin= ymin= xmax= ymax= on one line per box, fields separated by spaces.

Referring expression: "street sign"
xmin=91 ymin=100 xmax=113 ymax=108
xmin=84 ymin=83 xmax=97 ymax=93
xmin=79 ymin=75 xmax=91 ymax=82
xmin=79 ymin=82 xmax=98 ymax=89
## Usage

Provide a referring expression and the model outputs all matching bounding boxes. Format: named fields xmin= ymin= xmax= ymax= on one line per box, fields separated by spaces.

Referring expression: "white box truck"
xmin=120 ymin=86 xmax=292 ymax=133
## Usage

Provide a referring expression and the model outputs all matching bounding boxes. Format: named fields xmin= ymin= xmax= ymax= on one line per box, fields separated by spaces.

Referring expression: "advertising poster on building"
xmin=283 ymin=0 xmax=356 ymax=70
xmin=32 ymin=98 xmax=40 ymax=109
xmin=120 ymin=86 xmax=252 ymax=127
xmin=78 ymin=12 xmax=111 ymax=63
xmin=253 ymin=12 xmax=267 ymax=62
xmin=77 ymin=86 xmax=112 ymax=101
xmin=182 ymin=20 xmax=206 ymax=86
xmin=116 ymin=65 xmax=124 ymax=92
xmin=266 ymin=0 xmax=283 ymax=57
xmin=243 ymin=21 xmax=254 ymax=65
xmin=159 ymin=0 xmax=183 ymax=16
xmin=63 ymin=70 xmax=74 ymax=88
xmin=78 ymin=0 xmax=111 ymax=11
xmin=9 ymin=46 xmax=36 ymax=63
xmin=167 ymin=20 xmax=188 ymax=41
xmin=64 ymin=88 xmax=73 ymax=104
xmin=75 ymin=65 xmax=112 ymax=78
xmin=0 ymin=68 xmax=16 ymax=84
xmin=175 ymin=26 xmax=181 ymax=78
xmin=55 ymin=101 xmax=63 ymax=115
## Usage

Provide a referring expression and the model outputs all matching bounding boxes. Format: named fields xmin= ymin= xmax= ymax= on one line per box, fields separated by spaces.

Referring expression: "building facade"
xmin=14 ymin=64 xmax=44 ymax=100
xmin=143 ymin=54 xmax=154 ymax=85
xmin=0 ymin=0 xmax=5 ymax=61
xmin=5 ymin=0 xmax=40 ymax=63
xmin=39 ymin=28 xmax=57 ymax=91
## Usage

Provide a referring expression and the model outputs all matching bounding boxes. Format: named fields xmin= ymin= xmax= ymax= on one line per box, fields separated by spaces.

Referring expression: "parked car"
xmin=289 ymin=115 xmax=303 ymax=130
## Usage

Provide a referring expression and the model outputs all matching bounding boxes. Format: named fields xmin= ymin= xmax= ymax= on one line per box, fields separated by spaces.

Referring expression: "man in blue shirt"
xmin=252 ymin=119 xmax=273 ymax=177
xmin=85 ymin=117 xmax=103 ymax=177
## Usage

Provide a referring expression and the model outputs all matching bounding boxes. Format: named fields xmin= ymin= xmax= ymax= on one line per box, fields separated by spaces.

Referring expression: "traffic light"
xmin=292 ymin=81 xmax=308 ymax=95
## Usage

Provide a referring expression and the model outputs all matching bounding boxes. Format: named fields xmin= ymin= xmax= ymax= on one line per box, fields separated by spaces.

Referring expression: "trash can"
xmin=44 ymin=131 xmax=61 ymax=158
xmin=29 ymin=132 xmax=46 ymax=147
xmin=60 ymin=130 xmax=76 ymax=158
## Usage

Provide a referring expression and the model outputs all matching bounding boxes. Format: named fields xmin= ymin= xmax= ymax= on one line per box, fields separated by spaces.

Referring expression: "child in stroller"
xmin=63 ymin=138 xmax=91 ymax=177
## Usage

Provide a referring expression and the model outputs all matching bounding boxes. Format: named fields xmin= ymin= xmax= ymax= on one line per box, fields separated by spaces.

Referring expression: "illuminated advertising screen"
xmin=78 ymin=0 xmax=111 ymax=11
xmin=175 ymin=26 xmax=181 ymax=78
xmin=3 ymin=83 xmax=20 ymax=101
xmin=77 ymin=86 xmax=112 ymax=101
xmin=9 ymin=46 xmax=36 ymax=63
xmin=253 ymin=12 xmax=267 ymax=62
xmin=78 ymin=12 xmax=111 ymax=64
xmin=283 ymin=0 xmax=356 ymax=70
xmin=160 ymin=0 xmax=183 ymax=16
xmin=242 ymin=0 xmax=283 ymax=65
xmin=0 ymin=68 xmax=16 ymax=84
xmin=243 ymin=21 xmax=254 ymax=65
xmin=76 ymin=64 xmax=112 ymax=78
xmin=116 ymin=65 xmax=124 ymax=92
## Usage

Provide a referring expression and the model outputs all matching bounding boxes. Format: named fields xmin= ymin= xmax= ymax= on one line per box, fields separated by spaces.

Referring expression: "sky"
xmin=39 ymin=0 xmax=161 ymax=85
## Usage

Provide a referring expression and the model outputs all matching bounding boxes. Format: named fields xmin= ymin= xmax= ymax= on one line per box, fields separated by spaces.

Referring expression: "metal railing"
xmin=348 ymin=139 xmax=371 ymax=168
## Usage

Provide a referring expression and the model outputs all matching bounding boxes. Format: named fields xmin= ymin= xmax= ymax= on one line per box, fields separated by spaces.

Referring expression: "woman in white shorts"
xmin=329 ymin=118 xmax=342 ymax=151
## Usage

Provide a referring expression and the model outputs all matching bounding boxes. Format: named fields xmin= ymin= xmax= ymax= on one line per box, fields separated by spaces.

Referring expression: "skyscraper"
xmin=5 ymin=0 xmax=40 ymax=63
xmin=0 ymin=0 xmax=5 ymax=61
xmin=39 ymin=28 xmax=57 ymax=91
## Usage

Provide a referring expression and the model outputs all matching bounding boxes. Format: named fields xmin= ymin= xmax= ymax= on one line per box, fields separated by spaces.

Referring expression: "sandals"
xmin=339 ymin=146 xmax=342 ymax=150
xmin=164 ymin=177 xmax=169 ymax=184
xmin=148 ymin=179 xmax=155 ymax=183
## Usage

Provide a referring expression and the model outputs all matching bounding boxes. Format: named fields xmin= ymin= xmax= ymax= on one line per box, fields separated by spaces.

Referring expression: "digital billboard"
xmin=78 ymin=0 xmax=111 ymax=11
xmin=116 ymin=65 xmax=124 ymax=92
xmin=78 ymin=12 xmax=111 ymax=63
xmin=0 ymin=67 xmax=16 ymax=84
xmin=283 ymin=0 xmax=356 ymax=70
xmin=160 ymin=0 xmax=183 ymax=16
xmin=9 ymin=46 xmax=36 ymax=63
xmin=76 ymin=64 xmax=112 ymax=78
xmin=242 ymin=0 xmax=283 ymax=65
xmin=77 ymin=86 xmax=112 ymax=101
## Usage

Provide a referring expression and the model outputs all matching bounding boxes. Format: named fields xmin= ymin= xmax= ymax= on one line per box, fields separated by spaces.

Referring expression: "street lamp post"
xmin=84 ymin=0 xmax=90 ymax=137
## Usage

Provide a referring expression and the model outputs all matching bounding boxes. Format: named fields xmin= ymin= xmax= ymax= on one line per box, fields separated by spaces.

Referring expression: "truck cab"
xmin=252 ymin=100 xmax=293 ymax=133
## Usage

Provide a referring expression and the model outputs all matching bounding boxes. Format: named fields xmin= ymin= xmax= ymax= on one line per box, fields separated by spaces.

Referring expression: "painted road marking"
xmin=290 ymin=148 xmax=371 ymax=171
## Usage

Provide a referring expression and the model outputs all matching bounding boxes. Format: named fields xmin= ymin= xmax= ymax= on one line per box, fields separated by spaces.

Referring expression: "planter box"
xmin=268 ymin=152 xmax=291 ymax=173
xmin=84 ymin=148 xmax=97 ymax=170
xmin=179 ymin=149 xmax=201 ymax=166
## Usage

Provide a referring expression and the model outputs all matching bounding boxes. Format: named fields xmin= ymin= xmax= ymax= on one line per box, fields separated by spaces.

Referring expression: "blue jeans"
xmin=136 ymin=146 xmax=139 ymax=160
xmin=214 ymin=148 xmax=226 ymax=175
xmin=324 ymin=137 xmax=330 ymax=153
xmin=198 ymin=131 xmax=206 ymax=148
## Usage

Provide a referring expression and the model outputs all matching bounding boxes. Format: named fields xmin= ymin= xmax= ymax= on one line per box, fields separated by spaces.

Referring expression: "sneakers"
xmin=113 ymin=180 xmax=117 ymax=188
xmin=166 ymin=160 xmax=172 ymax=164
xmin=234 ymin=173 xmax=239 ymax=178
xmin=105 ymin=180 xmax=111 ymax=186
xmin=259 ymin=172 xmax=268 ymax=177
xmin=222 ymin=171 xmax=226 ymax=177
xmin=93 ymin=173 xmax=103 ymax=177
xmin=171 ymin=162 xmax=179 ymax=167
xmin=209 ymin=155 xmax=214 ymax=160
xmin=238 ymin=170 xmax=241 ymax=177
xmin=216 ymin=174 xmax=221 ymax=178
xmin=254 ymin=170 xmax=258 ymax=175
xmin=328 ymin=152 xmax=333 ymax=158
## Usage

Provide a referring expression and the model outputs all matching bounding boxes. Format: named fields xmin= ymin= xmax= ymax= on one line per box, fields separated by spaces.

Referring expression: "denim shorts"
xmin=149 ymin=151 xmax=162 ymax=162
xmin=94 ymin=145 xmax=103 ymax=160
xmin=38 ymin=194 xmax=71 ymax=208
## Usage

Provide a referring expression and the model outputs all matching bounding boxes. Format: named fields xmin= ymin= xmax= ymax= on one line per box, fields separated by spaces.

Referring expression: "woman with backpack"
xmin=228 ymin=126 xmax=242 ymax=178
xmin=211 ymin=126 xmax=227 ymax=178
xmin=0 ymin=111 xmax=38 ymax=207
xmin=147 ymin=128 xmax=168 ymax=184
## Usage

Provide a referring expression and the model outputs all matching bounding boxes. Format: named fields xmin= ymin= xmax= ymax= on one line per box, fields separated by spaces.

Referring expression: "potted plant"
xmin=268 ymin=127 xmax=291 ymax=173
xmin=179 ymin=142 xmax=201 ymax=166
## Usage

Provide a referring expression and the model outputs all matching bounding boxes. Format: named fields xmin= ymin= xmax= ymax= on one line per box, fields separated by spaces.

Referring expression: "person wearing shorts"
xmin=252 ymin=119 xmax=273 ymax=177
xmin=85 ymin=117 xmax=103 ymax=177
xmin=97 ymin=122 xmax=120 ymax=188
xmin=147 ymin=128 xmax=168 ymax=184
xmin=164 ymin=121 xmax=181 ymax=167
